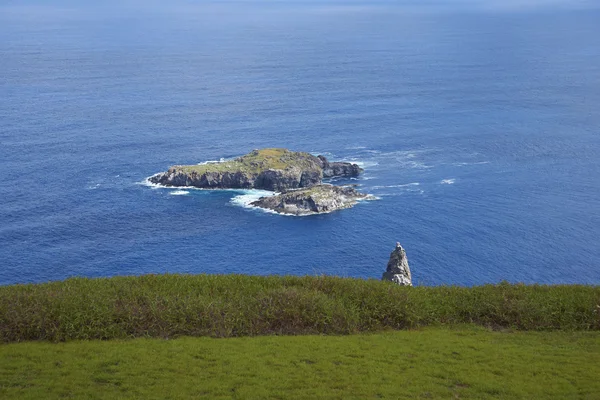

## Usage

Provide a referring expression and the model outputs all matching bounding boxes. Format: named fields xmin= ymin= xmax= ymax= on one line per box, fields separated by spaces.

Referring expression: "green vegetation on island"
xmin=175 ymin=148 xmax=324 ymax=175
xmin=1 ymin=274 xmax=598 ymax=343
xmin=148 ymin=148 xmax=363 ymax=191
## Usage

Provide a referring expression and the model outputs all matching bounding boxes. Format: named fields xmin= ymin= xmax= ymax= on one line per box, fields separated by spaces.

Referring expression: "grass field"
xmin=1 ymin=326 xmax=599 ymax=399
xmin=1 ymin=274 xmax=599 ymax=342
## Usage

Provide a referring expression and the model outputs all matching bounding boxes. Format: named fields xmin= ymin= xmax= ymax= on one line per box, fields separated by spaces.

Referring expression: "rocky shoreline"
xmin=149 ymin=148 xmax=362 ymax=191
xmin=150 ymin=148 xmax=372 ymax=214
xmin=250 ymin=184 xmax=371 ymax=216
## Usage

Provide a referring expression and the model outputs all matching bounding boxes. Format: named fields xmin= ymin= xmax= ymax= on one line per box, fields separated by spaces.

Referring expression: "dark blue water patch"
xmin=1 ymin=0 xmax=599 ymax=286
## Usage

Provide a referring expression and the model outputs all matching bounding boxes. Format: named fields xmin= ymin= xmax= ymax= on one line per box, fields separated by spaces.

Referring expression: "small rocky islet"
xmin=250 ymin=184 xmax=370 ymax=216
xmin=150 ymin=148 xmax=372 ymax=215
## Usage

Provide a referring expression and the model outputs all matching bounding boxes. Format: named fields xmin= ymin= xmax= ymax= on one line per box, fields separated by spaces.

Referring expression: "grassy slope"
xmin=1 ymin=326 xmax=599 ymax=399
xmin=176 ymin=148 xmax=317 ymax=174
xmin=2 ymin=275 xmax=599 ymax=342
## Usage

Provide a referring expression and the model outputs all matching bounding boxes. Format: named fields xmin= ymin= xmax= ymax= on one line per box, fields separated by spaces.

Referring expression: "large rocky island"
xmin=149 ymin=148 xmax=362 ymax=191
xmin=149 ymin=148 xmax=371 ymax=215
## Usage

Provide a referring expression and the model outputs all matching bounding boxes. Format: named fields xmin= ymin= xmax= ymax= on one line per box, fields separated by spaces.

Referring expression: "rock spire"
xmin=382 ymin=242 xmax=412 ymax=286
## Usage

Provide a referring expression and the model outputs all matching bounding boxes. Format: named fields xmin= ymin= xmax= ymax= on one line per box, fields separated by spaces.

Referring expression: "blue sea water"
xmin=1 ymin=0 xmax=599 ymax=286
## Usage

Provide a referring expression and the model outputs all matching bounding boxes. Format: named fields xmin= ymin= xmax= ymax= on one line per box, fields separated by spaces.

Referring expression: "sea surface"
xmin=1 ymin=0 xmax=599 ymax=286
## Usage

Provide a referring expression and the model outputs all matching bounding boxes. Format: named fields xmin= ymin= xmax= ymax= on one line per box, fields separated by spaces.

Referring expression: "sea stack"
xmin=382 ymin=242 xmax=412 ymax=286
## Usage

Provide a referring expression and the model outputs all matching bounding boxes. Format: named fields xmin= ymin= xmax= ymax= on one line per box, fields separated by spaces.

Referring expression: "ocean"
xmin=1 ymin=0 xmax=599 ymax=286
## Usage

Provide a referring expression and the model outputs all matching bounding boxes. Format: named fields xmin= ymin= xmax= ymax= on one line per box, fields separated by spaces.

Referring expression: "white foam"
xmin=350 ymin=160 xmax=379 ymax=168
xmin=229 ymin=189 xmax=377 ymax=216
xmin=357 ymin=148 xmax=436 ymax=170
xmin=197 ymin=158 xmax=228 ymax=165
xmin=230 ymin=190 xmax=309 ymax=217
xmin=358 ymin=194 xmax=381 ymax=201
xmin=376 ymin=189 xmax=424 ymax=196
xmin=392 ymin=156 xmax=433 ymax=169
xmin=380 ymin=149 xmax=432 ymax=158
xmin=345 ymin=145 xmax=367 ymax=150
xmin=371 ymin=183 xmax=420 ymax=189
xmin=170 ymin=190 xmax=189 ymax=196
xmin=229 ymin=190 xmax=277 ymax=209
xmin=140 ymin=176 xmax=167 ymax=189
xmin=344 ymin=150 xmax=433 ymax=170
xmin=326 ymin=174 xmax=374 ymax=183
xmin=440 ymin=179 xmax=456 ymax=185
xmin=310 ymin=151 xmax=334 ymax=158
xmin=454 ymin=161 xmax=490 ymax=167
xmin=407 ymin=161 xmax=432 ymax=169
xmin=141 ymin=176 xmax=257 ymax=193
xmin=369 ymin=182 xmax=424 ymax=196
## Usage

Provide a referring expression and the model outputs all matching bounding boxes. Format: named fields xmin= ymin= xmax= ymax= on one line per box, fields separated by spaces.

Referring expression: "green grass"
xmin=174 ymin=148 xmax=319 ymax=175
xmin=1 ymin=274 xmax=599 ymax=342
xmin=1 ymin=326 xmax=599 ymax=399
xmin=177 ymin=160 xmax=247 ymax=174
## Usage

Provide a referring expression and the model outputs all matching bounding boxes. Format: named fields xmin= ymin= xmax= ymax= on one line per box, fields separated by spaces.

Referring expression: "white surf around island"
xmin=440 ymin=179 xmax=456 ymax=185
xmin=143 ymin=177 xmax=379 ymax=216
xmin=142 ymin=175 xmax=263 ymax=194
xmin=350 ymin=160 xmax=379 ymax=169
xmin=143 ymin=175 xmax=285 ymax=213
xmin=228 ymin=190 xmax=303 ymax=216
xmin=230 ymin=191 xmax=379 ymax=217
xmin=142 ymin=147 xmax=378 ymax=217
xmin=371 ymin=182 xmax=420 ymax=189
xmin=357 ymin=194 xmax=381 ymax=201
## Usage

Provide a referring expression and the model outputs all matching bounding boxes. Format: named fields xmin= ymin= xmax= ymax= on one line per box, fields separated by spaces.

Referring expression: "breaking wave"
xmin=370 ymin=183 xmax=420 ymax=189
xmin=229 ymin=190 xmax=277 ymax=210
